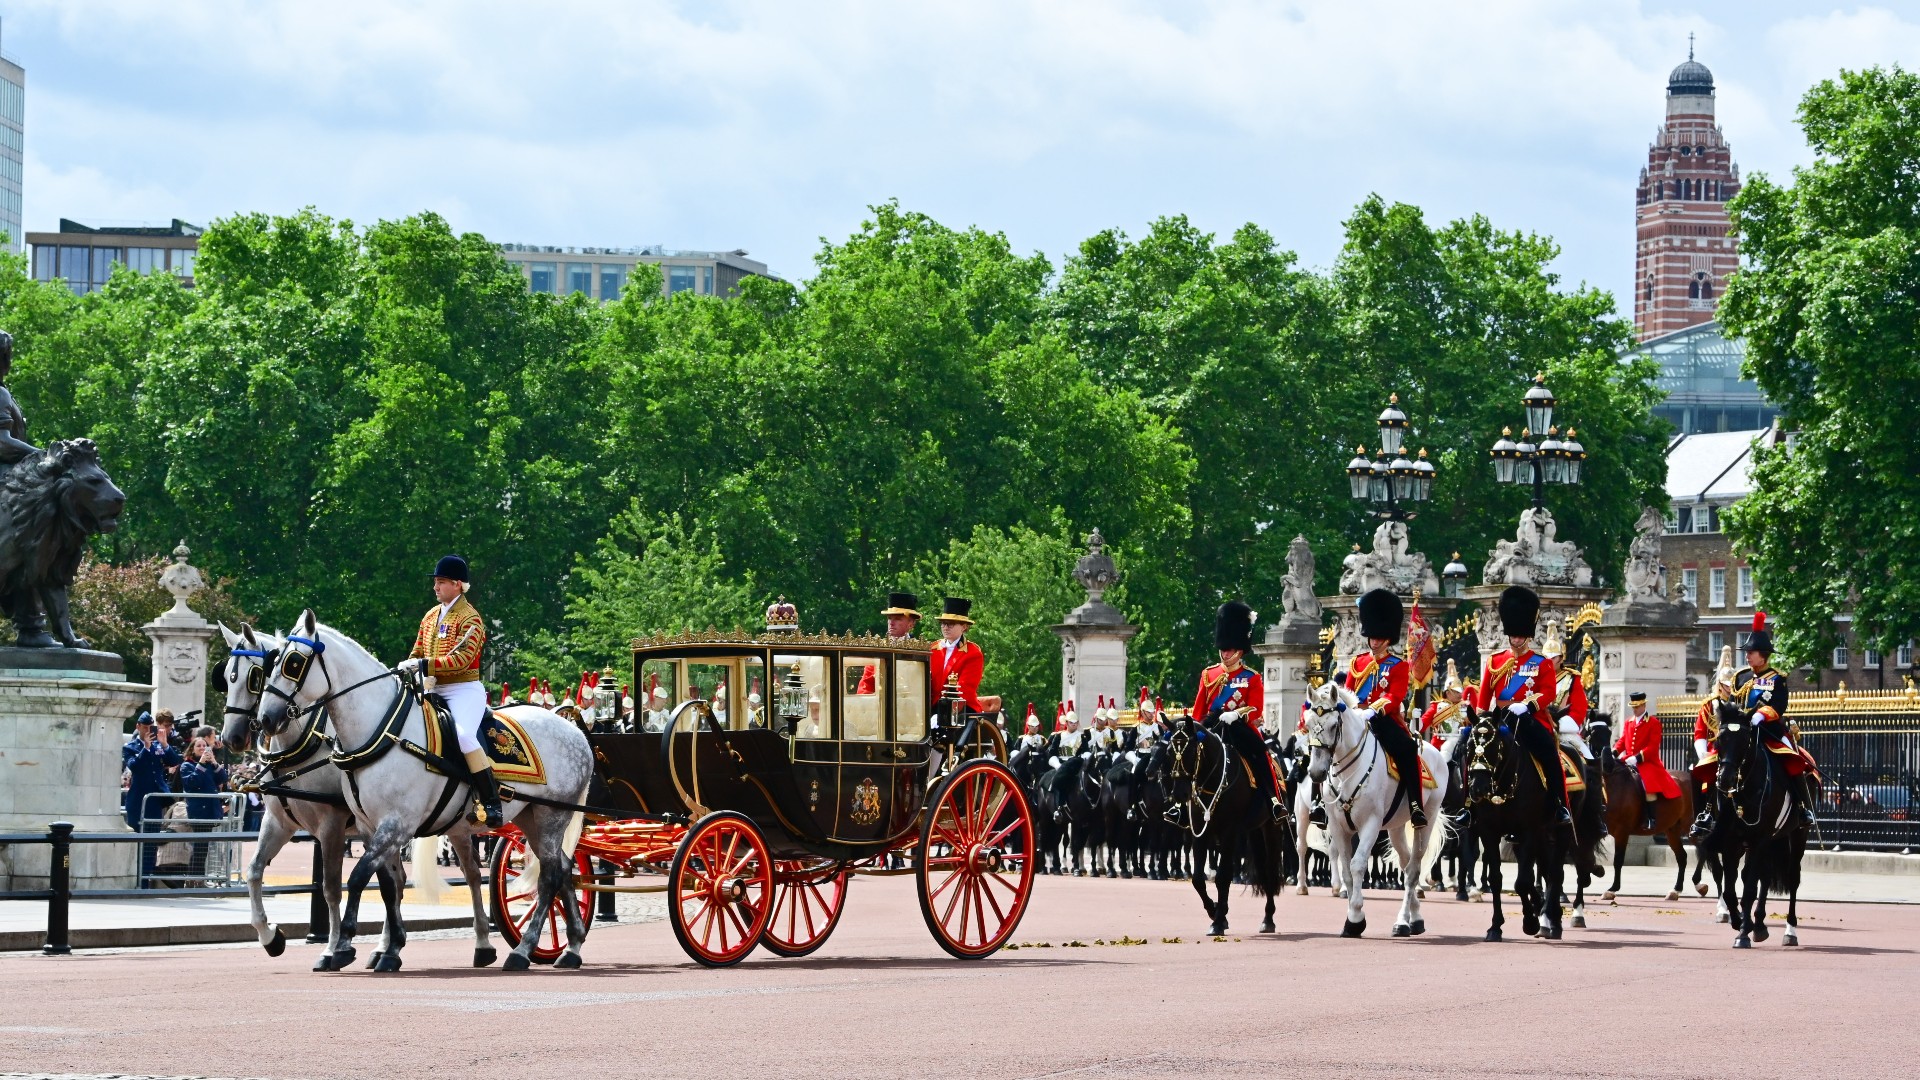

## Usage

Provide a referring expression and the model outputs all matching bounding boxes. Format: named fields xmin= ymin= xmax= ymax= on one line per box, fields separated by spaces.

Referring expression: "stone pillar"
xmin=1591 ymin=601 xmax=1697 ymax=721
xmin=0 ymin=649 xmax=151 ymax=890
xmin=1051 ymin=530 xmax=1138 ymax=714
xmin=1253 ymin=620 xmax=1322 ymax=729
xmin=142 ymin=541 xmax=215 ymax=726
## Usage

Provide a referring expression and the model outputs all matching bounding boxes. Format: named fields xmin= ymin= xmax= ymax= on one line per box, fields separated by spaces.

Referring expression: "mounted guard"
xmin=1342 ymin=588 xmax=1426 ymax=828
xmin=1194 ymin=601 xmax=1285 ymax=823
xmin=1693 ymin=612 xmax=1817 ymax=837
xmin=1473 ymin=585 xmax=1572 ymax=827
xmin=1615 ymin=691 xmax=1681 ymax=830
xmin=1418 ymin=659 xmax=1467 ymax=749
xmin=395 ymin=555 xmax=501 ymax=828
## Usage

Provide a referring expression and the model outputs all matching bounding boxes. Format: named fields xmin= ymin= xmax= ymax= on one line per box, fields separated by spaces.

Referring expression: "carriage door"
xmin=890 ymin=657 xmax=932 ymax=836
xmin=775 ymin=653 xmax=837 ymax=835
xmin=836 ymin=656 xmax=894 ymax=843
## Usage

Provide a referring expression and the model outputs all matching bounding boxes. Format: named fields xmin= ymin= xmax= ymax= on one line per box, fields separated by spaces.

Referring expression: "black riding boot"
xmin=1402 ymin=775 xmax=1428 ymax=828
xmin=467 ymin=764 xmax=506 ymax=829
xmin=1796 ymin=774 xmax=1819 ymax=826
xmin=1309 ymin=781 xmax=1327 ymax=827
xmin=1641 ymin=794 xmax=1659 ymax=833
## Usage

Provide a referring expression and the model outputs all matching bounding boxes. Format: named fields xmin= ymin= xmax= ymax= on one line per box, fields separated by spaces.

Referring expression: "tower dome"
xmin=1668 ymin=41 xmax=1713 ymax=97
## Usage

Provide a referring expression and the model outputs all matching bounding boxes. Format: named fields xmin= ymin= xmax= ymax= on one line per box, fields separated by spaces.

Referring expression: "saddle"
xmin=419 ymin=695 xmax=548 ymax=786
xmin=1384 ymin=755 xmax=1440 ymax=790
xmin=1531 ymin=747 xmax=1588 ymax=794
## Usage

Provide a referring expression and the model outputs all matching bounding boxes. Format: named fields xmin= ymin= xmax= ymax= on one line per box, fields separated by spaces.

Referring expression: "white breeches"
xmin=440 ymin=680 xmax=488 ymax=754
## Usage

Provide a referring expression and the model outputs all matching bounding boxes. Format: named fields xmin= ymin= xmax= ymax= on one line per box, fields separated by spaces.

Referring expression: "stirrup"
xmin=1270 ymin=797 xmax=1287 ymax=824
xmin=1409 ymin=802 xmax=1429 ymax=828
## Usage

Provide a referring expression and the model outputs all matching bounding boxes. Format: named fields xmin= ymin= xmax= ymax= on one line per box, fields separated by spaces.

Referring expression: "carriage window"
xmin=637 ymin=660 xmax=680 ymax=732
xmin=740 ymin=656 xmax=766 ymax=730
xmin=842 ymin=657 xmax=885 ymax=741
xmin=774 ymin=654 xmax=830 ymax=739
xmin=895 ymin=658 xmax=928 ymax=741
xmin=684 ymin=661 xmax=741 ymax=730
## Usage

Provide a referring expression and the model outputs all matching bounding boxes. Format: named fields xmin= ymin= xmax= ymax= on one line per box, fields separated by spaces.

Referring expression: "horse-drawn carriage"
xmin=489 ymin=625 xmax=1036 ymax=967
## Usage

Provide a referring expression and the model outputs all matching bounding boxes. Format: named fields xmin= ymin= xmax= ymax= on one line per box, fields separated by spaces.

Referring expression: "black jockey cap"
xmin=432 ymin=555 xmax=469 ymax=582
xmin=1747 ymin=611 xmax=1774 ymax=656
xmin=1498 ymin=585 xmax=1539 ymax=638
xmin=881 ymin=592 xmax=921 ymax=618
xmin=1215 ymin=600 xmax=1255 ymax=653
xmin=1357 ymin=588 xmax=1404 ymax=642
xmin=937 ymin=597 xmax=974 ymax=625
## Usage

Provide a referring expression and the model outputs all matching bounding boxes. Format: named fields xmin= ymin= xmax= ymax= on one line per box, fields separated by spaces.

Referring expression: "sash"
xmin=1497 ymin=655 xmax=1543 ymax=704
xmin=1353 ymin=654 xmax=1398 ymax=703
xmin=1740 ymin=671 xmax=1776 ymax=712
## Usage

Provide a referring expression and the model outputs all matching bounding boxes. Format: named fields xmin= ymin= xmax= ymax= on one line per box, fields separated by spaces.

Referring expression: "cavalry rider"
xmin=1614 ymin=691 xmax=1682 ymax=830
xmin=1548 ymin=628 xmax=1594 ymax=761
xmin=931 ymin=598 xmax=1002 ymax=716
xmin=1473 ymin=585 xmax=1572 ymax=827
xmin=396 ymin=555 xmax=503 ymax=828
xmin=1085 ymin=697 xmax=1121 ymax=756
xmin=1125 ymin=691 xmax=1161 ymax=770
xmin=1194 ymin=601 xmax=1286 ymax=823
xmin=1341 ymin=589 xmax=1427 ymax=829
xmin=1017 ymin=704 xmax=1048 ymax=756
xmin=1049 ymin=704 xmax=1085 ymax=769
xmin=1418 ymin=659 xmax=1467 ymax=750
xmin=1696 ymin=612 xmax=1818 ymax=835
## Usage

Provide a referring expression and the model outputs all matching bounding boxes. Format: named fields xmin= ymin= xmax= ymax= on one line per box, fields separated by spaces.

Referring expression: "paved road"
xmin=1 ymin=872 xmax=1912 ymax=1080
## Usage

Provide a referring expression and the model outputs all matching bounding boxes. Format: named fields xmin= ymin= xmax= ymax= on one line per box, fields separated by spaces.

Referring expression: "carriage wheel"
xmin=762 ymin=860 xmax=849 ymax=958
xmin=488 ymin=831 xmax=593 ymax=964
xmin=668 ymin=811 xmax=773 ymax=967
xmin=915 ymin=759 xmax=1034 ymax=959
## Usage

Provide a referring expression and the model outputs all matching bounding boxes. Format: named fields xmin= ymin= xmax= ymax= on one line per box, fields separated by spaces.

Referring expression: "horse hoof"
xmin=1522 ymin=917 xmax=1540 ymax=937
xmin=1341 ymin=918 xmax=1365 ymax=938
xmin=265 ymin=928 xmax=286 ymax=957
xmin=1260 ymin=920 xmax=1275 ymax=934
xmin=1784 ymin=930 xmax=1799 ymax=946
xmin=1600 ymin=890 xmax=1616 ymax=902
xmin=503 ymin=952 xmax=531 ymax=972
xmin=474 ymin=946 xmax=498 ymax=968
xmin=365 ymin=951 xmax=385 ymax=970
xmin=554 ymin=952 xmax=582 ymax=969
xmin=331 ymin=946 xmax=356 ymax=970
xmin=1074 ymin=869 xmax=1086 ymax=877
xmin=373 ymin=953 xmax=403 ymax=973
xmin=1485 ymin=927 xmax=1502 ymax=942
xmin=1392 ymin=924 xmax=1410 ymax=938
xmin=1209 ymin=923 xmax=1228 ymax=937
xmin=1409 ymin=920 xmax=1426 ymax=936
xmin=1752 ymin=923 xmax=1770 ymax=943
xmin=1546 ymin=926 xmax=1563 ymax=940
xmin=1571 ymin=916 xmax=1586 ymax=929
xmin=1664 ymin=890 xmax=1680 ymax=902
xmin=1733 ymin=936 xmax=1751 ymax=949
xmin=1454 ymin=890 xmax=1468 ymax=903
xmin=1695 ymin=882 xmax=1709 ymax=896
xmin=1120 ymin=870 xmax=1131 ymax=880
xmin=312 ymin=953 xmax=334 ymax=972
xmin=1295 ymin=885 xmax=1309 ymax=896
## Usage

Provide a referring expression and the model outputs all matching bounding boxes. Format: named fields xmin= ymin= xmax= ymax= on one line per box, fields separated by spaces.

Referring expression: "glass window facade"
xmin=566 ymin=263 xmax=592 ymax=297
xmin=0 ymin=69 xmax=20 ymax=253
xmin=171 ymin=248 xmax=196 ymax=277
xmin=599 ymin=264 xmax=626 ymax=302
xmin=1621 ymin=321 xmax=1779 ymax=435
xmin=528 ymin=262 xmax=556 ymax=294
xmin=665 ymin=264 xmax=699 ymax=294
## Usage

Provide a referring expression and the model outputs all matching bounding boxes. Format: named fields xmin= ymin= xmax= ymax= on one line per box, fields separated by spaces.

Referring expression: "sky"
xmin=5 ymin=1 xmax=1918 ymax=312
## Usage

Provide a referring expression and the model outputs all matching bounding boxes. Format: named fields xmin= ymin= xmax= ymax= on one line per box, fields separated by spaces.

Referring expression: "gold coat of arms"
xmin=849 ymin=777 xmax=883 ymax=825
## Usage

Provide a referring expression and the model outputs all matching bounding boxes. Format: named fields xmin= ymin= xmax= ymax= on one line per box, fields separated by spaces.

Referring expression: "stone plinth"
xmin=1053 ymin=598 xmax=1138 ymax=719
xmin=143 ymin=540 xmax=215 ymax=725
xmin=1253 ymin=619 xmax=1323 ymax=731
xmin=0 ymin=649 xmax=150 ymax=890
xmin=1591 ymin=602 xmax=1697 ymax=720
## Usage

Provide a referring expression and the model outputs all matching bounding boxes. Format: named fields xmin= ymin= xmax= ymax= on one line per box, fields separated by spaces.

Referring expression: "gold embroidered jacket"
xmin=409 ymin=596 xmax=485 ymax=684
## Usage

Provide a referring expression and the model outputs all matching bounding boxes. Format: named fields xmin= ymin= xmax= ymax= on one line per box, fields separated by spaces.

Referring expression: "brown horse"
xmin=1589 ymin=714 xmax=1693 ymax=902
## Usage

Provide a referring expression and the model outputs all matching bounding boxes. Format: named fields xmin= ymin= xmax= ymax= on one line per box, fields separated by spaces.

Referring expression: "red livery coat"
xmin=931 ymin=639 xmax=985 ymax=711
xmin=1342 ymin=651 xmax=1411 ymax=728
xmin=1614 ymin=709 xmax=1681 ymax=799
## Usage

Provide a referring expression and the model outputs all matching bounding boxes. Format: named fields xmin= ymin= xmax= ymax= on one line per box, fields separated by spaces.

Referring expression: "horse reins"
xmin=1313 ymin=706 xmax=1381 ymax=832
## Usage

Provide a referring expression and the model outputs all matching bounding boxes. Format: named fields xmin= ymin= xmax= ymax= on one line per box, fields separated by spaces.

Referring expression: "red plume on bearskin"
xmin=1753 ymin=611 xmax=1767 ymax=633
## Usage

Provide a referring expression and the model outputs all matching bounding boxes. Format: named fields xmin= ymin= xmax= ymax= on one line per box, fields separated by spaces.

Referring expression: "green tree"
xmin=1720 ymin=65 xmax=1920 ymax=661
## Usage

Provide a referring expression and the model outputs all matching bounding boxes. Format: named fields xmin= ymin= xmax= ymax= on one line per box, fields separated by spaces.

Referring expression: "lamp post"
xmin=1442 ymin=553 xmax=1468 ymax=598
xmin=1345 ymin=393 xmax=1435 ymax=521
xmin=1488 ymin=374 xmax=1585 ymax=510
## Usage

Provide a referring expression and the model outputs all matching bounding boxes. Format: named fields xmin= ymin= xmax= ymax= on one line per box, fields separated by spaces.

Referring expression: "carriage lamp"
xmin=1491 ymin=427 xmax=1519 ymax=484
xmin=1442 ymin=553 xmax=1468 ymax=598
xmin=1376 ymin=394 xmax=1409 ymax=456
xmin=1487 ymin=374 xmax=1584 ymax=510
xmin=1346 ymin=393 xmax=1434 ymax=521
xmin=1524 ymin=374 xmax=1555 ymax=433
xmin=778 ymin=666 xmax=808 ymax=729
xmin=1346 ymin=446 xmax=1372 ymax=500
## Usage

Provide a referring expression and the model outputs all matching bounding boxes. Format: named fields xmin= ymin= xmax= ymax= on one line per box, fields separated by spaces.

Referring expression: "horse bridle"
xmin=1166 ymin=721 xmax=1227 ymax=837
xmin=267 ymin=632 xmax=402 ymax=726
xmin=1466 ymin=714 xmax=1514 ymax=806
xmin=1308 ymin=702 xmax=1379 ymax=830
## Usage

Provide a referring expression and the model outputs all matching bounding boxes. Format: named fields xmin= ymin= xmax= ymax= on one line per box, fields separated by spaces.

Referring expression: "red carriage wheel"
xmin=762 ymin=860 xmax=849 ymax=958
xmin=488 ymin=830 xmax=594 ymax=964
xmin=915 ymin=759 xmax=1035 ymax=959
xmin=668 ymin=811 xmax=773 ymax=967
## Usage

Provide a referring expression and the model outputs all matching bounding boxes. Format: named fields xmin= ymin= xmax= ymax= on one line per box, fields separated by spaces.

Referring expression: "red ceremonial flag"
xmin=1408 ymin=595 xmax=1436 ymax=688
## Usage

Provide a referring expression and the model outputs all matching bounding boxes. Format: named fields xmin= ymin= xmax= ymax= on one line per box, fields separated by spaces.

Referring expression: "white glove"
xmin=1507 ymin=703 xmax=1531 ymax=720
xmin=1693 ymin=738 xmax=1709 ymax=761
xmin=1624 ymin=754 xmax=1639 ymax=767
xmin=397 ymin=658 xmax=426 ymax=676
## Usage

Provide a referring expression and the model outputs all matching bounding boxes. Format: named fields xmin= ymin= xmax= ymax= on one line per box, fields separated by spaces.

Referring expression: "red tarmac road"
xmin=1 ymin=873 xmax=1913 ymax=1080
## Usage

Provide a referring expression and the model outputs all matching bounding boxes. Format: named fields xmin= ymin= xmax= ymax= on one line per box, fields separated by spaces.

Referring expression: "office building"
xmin=496 ymin=244 xmax=775 ymax=303
xmin=1622 ymin=320 xmax=1777 ymax=435
xmin=0 ymin=34 xmax=23 ymax=254
xmin=27 ymin=219 xmax=201 ymax=296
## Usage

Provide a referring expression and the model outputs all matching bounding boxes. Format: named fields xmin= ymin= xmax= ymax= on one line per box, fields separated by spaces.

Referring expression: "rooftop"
xmin=47 ymin=218 xmax=203 ymax=238
xmin=1664 ymin=427 xmax=1771 ymax=502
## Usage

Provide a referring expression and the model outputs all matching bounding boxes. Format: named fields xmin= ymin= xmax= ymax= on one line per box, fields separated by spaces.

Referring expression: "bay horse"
xmin=1158 ymin=716 xmax=1280 ymax=936
xmin=1462 ymin=703 xmax=1570 ymax=941
xmin=256 ymin=610 xmax=594 ymax=971
xmin=1300 ymin=680 xmax=1446 ymax=937
xmin=1707 ymin=698 xmax=1807 ymax=948
xmin=1586 ymin=712 xmax=1694 ymax=903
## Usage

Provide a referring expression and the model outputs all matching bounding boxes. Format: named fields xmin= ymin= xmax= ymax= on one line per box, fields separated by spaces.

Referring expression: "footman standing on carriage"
xmin=1341 ymin=589 xmax=1427 ymax=828
xmin=395 ymin=555 xmax=503 ymax=828
xmin=1614 ymin=691 xmax=1680 ymax=830
xmin=1194 ymin=601 xmax=1285 ymax=823
xmin=931 ymin=598 xmax=1000 ymax=714
xmin=1473 ymin=586 xmax=1572 ymax=827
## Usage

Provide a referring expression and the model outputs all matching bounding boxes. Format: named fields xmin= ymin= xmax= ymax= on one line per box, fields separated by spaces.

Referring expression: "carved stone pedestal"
xmin=1592 ymin=603 xmax=1696 ymax=721
xmin=1052 ymin=530 xmax=1138 ymax=714
xmin=142 ymin=541 xmax=214 ymax=724
xmin=1253 ymin=620 xmax=1323 ymax=729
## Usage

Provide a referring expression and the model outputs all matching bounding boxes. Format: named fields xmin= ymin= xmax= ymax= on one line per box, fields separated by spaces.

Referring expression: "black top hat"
xmin=881 ymin=592 xmax=921 ymax=618
xmin=432 ymin=554 xmax=470 ymax=583
xmin=1357 ymin=589 xmax=1404 ymax=642
xmin=1747 ymin=611 xmax=1774 ymax=656
xmin=937 ymin=597 xmax=974 ymax=625
xmin=1498 ymin=585 xmax=1539 ymax=638
xmin=1214 ymin=600 xmax=1255 ymax=653
xmin=1628 ymin=691 xmax=1648 ymax=704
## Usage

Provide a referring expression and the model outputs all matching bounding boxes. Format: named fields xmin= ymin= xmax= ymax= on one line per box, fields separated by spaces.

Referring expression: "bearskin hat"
xmin=1357 ymin=588 xmax=1403 ymax=642
xmin=1498 ymin=585 xmax=1540 ymax=638
xmin=1215 ymin=600 xmax=1255 ymax=652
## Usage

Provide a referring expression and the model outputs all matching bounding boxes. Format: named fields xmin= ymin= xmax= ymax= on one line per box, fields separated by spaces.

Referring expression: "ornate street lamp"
xmin=1488 ymin=373 xmax=1585 ymax=510
xmin=1442 ymin=552 xmax=1468 ymax=598
xmin=1347 ymin=393 xmax=1434 ymax=521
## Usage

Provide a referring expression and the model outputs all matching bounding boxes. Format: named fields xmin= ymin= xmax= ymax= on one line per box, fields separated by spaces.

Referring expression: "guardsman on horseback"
xmin=1194 ymin=601 xmax=1285 ymax=823
xmin=1614 ymin=691 xmax=1681 ymax=830
xmin=1418 ymin=659 xmax=1467 ymax=749
xmin=1085 ymin=698 xmax=1120 ymax=755
xmin=1729 ymin=612 xmax=1818 ymax=826
xmin=1342 ymin=589 xmax=1427 ymax=828
xmin=1473 ymin=586 xmax=1572 ymax=828
xmin=1018 ymin=704 xmax=1047 ymax=754
xmin=394 ymin=555 xmax=502 ymax=828
xmin=1547 ymin=627 xmax=1594 ymax=760
xmin=1049 ymin=705 xmax=1085 ymax=769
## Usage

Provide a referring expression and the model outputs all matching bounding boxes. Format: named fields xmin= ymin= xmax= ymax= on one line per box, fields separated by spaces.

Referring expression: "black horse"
xmin=1706 ymin=698 xmax=1808 ymax=948
xmin=1462 ymin=704 xmax=1571 ymax=941
xmin=1157 ymin=717 xmax=1281 ymax=936
xmin=1102 ymin=754 xmax=1140 ymax=878
xmin=1064 ymin=751 xmax=1108 ymax=875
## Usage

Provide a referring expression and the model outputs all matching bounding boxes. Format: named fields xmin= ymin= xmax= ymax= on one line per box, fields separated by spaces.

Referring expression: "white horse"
xmin=256 ymin=609 xmax=593 ymax=971
xmin=1302 ymin=679 xmax=1448 ymax=937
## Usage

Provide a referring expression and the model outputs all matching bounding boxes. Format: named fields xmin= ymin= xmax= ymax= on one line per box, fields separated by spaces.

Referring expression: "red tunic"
xmin=1342 ymin=651 xmax=1410 ymax=728
xmin=1474 ymin=649 xmax=1557 ymax=734
xmin=1614 ymin=710 xmax=1681 ymax=799
xmin=931 ymin=639 xmax=985 ymax=711
xmin=1418 ymin=699 xmax=1465 ymax=748
xmin=1690 ymin=698 xmax=1721 ymax=781
xmin=1193 ymin=662 xmax=1264 ymax=726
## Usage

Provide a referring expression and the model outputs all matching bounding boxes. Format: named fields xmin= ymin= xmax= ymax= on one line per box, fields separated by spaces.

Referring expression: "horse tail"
xmin=1254 ymin=821 xmax=1283 ymax=899
xmin=562 ymin=810 xmax=586 ymax=858
xmin=409 ymin=836 xmax=448 ymax=904
xmin=1763 ymin=831 xmax=1803 ymax=896
xmin=1409 ymin=814 xmax=1447 ymax=884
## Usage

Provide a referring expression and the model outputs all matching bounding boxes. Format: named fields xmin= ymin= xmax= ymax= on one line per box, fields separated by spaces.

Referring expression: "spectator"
xmin=179 ymin=735 xmax=231 ymax=881
xmin=122 ymin=711 xmax=181 ymax=886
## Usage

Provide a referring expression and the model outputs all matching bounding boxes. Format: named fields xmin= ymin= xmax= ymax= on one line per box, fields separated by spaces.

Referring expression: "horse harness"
xmin=1310 ymin=707 xmax=1384 ymax=832
xmin=226 ymin=646 xmax=348 ymax=821
xmin=1168 ymin=724 xmax=1250 ymax=838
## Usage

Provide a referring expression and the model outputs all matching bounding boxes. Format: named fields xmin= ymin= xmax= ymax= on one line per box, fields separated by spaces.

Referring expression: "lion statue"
xmin=0 ymin=438 xmax=126 ymax=648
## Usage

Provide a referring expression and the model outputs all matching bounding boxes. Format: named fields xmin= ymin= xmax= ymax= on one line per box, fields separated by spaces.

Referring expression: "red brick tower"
xmin=1633 ymin=42 xmax=1740 ymax=342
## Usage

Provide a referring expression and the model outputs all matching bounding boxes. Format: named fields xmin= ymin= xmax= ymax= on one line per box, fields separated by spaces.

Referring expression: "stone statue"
xmin=1072 ymin=528 xmax=1119 ymax=603
xmin=1482 ymin=506 xmax=1593 ymax=588
xmin=1623 ymin=506 xmax=1669 ymax=600
xmin=158 ymin=540 xmax=206 ymax=616
xmin=1279 ymin=535 xmax=1321 ymax=626
xmin=1338 ymin=520 xmax=1440 ymax=596
xmin=0 ymin=433 xmax=127 ymax=648
xmin=0 ymin=332 xmax=36 ymax=471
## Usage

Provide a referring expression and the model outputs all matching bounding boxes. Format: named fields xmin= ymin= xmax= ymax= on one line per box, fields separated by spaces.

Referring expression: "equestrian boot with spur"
xmin=464 ymin=750 xmax=507 ymax=829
